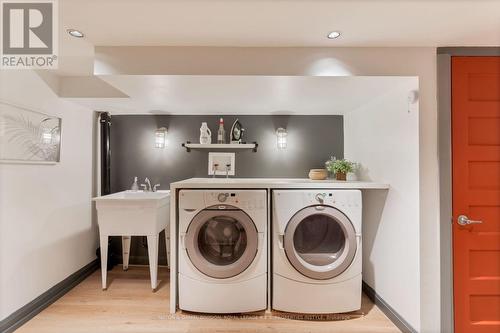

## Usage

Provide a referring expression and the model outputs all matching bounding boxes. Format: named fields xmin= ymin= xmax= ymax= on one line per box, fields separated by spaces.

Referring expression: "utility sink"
xmin=93 ymin=190 xmax=171 ymax=291
xmin=95 ymin=190 xmax=170 ymax=203
xmin=93 ymin=190 xmax=170 ymax=235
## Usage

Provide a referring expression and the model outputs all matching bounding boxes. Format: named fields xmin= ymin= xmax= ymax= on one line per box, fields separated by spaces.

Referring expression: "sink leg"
xmin=99 ymin=234 xmax=108 ymax=290
xmin=147 ymin=234 xmax=159 ymax=291
xmin=122 ymin=236 xmax=131 ymax=271
xmin=165 ymin=228 xmax=170 ymax=268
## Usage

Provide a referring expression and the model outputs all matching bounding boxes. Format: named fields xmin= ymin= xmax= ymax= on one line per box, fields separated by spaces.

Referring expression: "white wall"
xmin=344 ymin=78 xmax=420 ymax=329
xmin=0 ymin=70 xmax=98 ymax=320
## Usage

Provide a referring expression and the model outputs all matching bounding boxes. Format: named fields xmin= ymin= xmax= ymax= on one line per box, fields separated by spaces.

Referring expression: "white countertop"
xmin=170 ymin=178 xmax=389 ymax=189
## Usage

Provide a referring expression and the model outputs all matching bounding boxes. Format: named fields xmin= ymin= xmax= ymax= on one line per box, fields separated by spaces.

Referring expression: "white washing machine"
xmin=272 ymin=189 xmax=362 ymax=314
xmin=178 ymin=189 xmax=267 ymax=313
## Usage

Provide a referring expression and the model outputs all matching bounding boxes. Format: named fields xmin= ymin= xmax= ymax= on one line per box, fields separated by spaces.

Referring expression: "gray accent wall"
xmin=109 ymin=114 xmax=343 ymax=264
xmin=110 ymin=115 xmax=343 ymax=190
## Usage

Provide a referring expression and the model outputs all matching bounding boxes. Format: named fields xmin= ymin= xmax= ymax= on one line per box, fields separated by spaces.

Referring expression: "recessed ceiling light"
xmin=67 ymin=29 xmax=84 ymax=38
xmin=327 ymin=31 xmax=341 ymax=39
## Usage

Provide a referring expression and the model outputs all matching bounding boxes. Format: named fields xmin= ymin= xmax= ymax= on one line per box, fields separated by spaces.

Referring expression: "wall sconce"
xmin=155 ymin=127 xmax=167 ymax=148
xmin=276 ymin=127 xmax=287 ymax=149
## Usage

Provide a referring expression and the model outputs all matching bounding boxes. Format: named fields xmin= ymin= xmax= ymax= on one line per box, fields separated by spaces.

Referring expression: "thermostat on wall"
xmin=208 ymin=152 xmax=235 ymax=176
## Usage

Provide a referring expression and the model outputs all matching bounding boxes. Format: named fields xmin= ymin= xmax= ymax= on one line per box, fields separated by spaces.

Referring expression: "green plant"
xmin=325 ymin=157 xmax=357 ymax=174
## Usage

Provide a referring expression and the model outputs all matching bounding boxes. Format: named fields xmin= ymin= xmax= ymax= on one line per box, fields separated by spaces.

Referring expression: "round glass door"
xmin=185 ymin=205 xmax=258 ymax=279
xmin=284 ymin=205 xmax=357 ymax=280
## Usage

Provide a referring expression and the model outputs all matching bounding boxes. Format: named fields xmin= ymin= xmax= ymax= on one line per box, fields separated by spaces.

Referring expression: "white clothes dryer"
xmin=272 ymin=189 xmax=362 ymax=314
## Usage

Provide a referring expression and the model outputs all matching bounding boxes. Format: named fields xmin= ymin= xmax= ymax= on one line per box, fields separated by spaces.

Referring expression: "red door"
xmin=452 ymin=56 xmax=500 ymax=333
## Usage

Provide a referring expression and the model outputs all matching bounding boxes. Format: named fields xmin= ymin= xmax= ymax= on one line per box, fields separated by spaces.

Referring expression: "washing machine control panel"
xmin=206 ymin=191 xmax=266 ymax=209
xmin=217 ymin=193 xmax=228 ymax=202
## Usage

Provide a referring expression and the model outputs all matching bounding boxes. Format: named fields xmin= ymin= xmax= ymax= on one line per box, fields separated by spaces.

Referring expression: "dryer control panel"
xmin=273 ymin=189 xmax=362 ymax=233
xmin=302 ymin=190 xmax=361 ymax=208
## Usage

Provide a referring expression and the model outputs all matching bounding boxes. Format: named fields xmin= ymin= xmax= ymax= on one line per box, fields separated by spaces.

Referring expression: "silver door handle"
xmin=457 ymin=215 xmax=483 ymax=226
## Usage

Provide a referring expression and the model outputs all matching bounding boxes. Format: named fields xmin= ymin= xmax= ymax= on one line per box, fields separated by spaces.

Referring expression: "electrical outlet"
xmin=208 ymin=152 xmax=235 ymax=176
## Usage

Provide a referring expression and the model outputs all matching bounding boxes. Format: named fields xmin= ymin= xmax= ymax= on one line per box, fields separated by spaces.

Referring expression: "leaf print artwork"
xmin=0 ymin=101 xmax=61 ymax=163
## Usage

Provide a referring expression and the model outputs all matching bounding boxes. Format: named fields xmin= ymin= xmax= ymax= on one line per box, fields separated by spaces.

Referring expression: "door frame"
xmin=437 ymin=47 xmax=500 ymax=333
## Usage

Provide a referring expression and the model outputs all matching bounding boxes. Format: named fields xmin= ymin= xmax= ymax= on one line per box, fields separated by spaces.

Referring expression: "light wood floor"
xmin=17 ymin=266 xmax=401 ymax=333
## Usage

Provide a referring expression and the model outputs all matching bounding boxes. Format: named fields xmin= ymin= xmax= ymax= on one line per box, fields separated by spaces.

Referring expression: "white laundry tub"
xmin=93 ymin=190 xmax=170 ymax=291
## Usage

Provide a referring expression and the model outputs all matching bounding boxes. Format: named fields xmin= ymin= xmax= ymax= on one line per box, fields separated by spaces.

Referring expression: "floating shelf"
xmin=182 ymin=142 xmax=258 ymax=152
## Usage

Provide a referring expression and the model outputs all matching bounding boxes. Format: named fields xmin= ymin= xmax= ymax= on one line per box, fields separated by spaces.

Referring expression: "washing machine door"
xmin=185 ymin=205 xmax=259 ymax=279
xmin=283 ymin=205 xmax=357 ymax=280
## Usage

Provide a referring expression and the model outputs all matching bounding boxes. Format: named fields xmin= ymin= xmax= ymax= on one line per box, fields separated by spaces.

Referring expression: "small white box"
xmin=208 ymin=152 xmax=235 ymax=176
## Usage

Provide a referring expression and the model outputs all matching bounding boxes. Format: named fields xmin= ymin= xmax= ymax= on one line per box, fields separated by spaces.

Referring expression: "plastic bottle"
xmin=200 ymin=122 xmax=212 ymax=144
xmin=131 ymin=177 xmax=139 ymax=191
xmin=217 ymin=117 xmax=226 ymax=144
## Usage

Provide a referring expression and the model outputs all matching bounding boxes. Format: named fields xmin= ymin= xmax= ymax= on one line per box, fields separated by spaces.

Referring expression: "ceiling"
xmin=61 ymin=0 xmax=500 ymax=47
xmin=57 ymin=0 xmax=500 ymax=75
xmin=66 ymin=75 xmax=416 ymax=115
xmin=53 ymin=0 xmax=495 ymax=113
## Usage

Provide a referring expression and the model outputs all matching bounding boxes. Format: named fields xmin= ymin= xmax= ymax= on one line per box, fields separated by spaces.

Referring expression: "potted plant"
xmin=325 ymin=157 xmax=357 ymax=181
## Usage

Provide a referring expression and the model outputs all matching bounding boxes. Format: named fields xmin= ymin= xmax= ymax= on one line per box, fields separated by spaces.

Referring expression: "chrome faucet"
xmin=141 ymin=178 xmax=161 ymax=192
xmin=212 ymin=163 xmax=219 ymax=179
xmin=141 ymin=178 xmax=152 ymax=192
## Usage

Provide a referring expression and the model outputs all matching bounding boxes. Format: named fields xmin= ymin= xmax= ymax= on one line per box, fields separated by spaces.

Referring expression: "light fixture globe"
xmin=276 ymin=127 xmax=287 ymax=149
xmin=155 ymin=127 xmax=168 ymax=148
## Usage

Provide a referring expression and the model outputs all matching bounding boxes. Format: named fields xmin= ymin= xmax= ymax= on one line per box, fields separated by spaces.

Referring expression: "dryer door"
xmin=284 ymin=205 xmax=357 ymax=280
xmin=185 ymin=205 xmax=258 ymax=279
